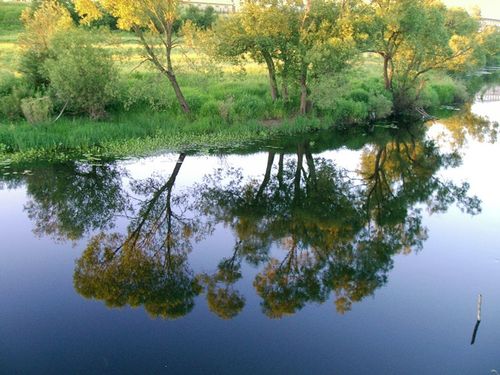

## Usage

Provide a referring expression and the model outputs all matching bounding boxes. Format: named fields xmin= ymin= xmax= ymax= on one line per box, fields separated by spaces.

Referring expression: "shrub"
xmin=122 ymin=74 xmax=178 ymax=113
xmin=233 ymin=95 xmax=267 ymax=119
xmin=184 ymin=90 xmax=211 ymax=113
xmin=0 ymin=71 xmax=18 ymax=96
xmin=218 ymin=96 xmax=234 ymax=122
xmin=349 ymin=88 xmax=370 ymax=103
xmin=18 ymin=49 xmax=51 ymax=88
xmin=0 ymin=83 xmax=35 ymax=121
xmin=18 ymin=0 xmax=74 ymax=88
xmin=20 ymin=96 xmax=52 ymax=124
xmin=418 ymin=86 xmax=440 ymax=109
xmin=430 ymin=83 xmax=455 ymax=105
xmin=331 ymin=98 xmax=368 ymax=127
xmin=199 ymin=100 xmax=220 ymax=118
xmin=368 ymin=93 xmax=393 ymax=119
xmin=44 ymin=29 xmax=118 ymax=119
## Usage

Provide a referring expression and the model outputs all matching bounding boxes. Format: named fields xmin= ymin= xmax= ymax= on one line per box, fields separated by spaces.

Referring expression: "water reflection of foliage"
xmin=1 ymin=162 xmax=127 ymax=241
xmin=74 ymin=131 xmax=480 ymax=319
xmin=196 ymin=131 xmax=481 ymax=317
xmin=74 ymin=154 xmax=210 ymax=319
xmin=433 ymin=103 xmax=498 ymax=148
xmin=1 ymin=126 xmax=484 ymax=320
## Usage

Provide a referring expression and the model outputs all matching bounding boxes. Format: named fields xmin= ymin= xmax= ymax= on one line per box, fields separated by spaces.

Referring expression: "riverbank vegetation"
xmin=0 ymin=0 xmax=498 ymax=161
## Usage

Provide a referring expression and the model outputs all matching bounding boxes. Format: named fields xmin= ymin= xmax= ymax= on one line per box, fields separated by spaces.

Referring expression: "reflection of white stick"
xmin=477 ymin=294 xmax=482 ymax=322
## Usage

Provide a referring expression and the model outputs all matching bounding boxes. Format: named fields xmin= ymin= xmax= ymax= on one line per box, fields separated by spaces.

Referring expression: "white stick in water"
xmin=477 ymin=294 xmax=482 ymax=322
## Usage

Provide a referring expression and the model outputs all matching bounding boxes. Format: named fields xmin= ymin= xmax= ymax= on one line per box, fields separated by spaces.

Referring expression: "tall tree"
xmin=74 ymin=0 xmax=191 ymax=113
xmin=364 ymin=0 xmax=486 ymax=111
xmin=209 ymin=0 xmax=360 ymax=113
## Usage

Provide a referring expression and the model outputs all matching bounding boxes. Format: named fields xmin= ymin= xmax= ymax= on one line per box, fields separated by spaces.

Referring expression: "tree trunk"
xmin=166 ymin=26 xmax=191 ymax=114
xmin=299 ymin=68 xmax=308 ymax=115
xmin=262 ymin=51 xmax=279 ymax=101
xmin=166 ymin=71 xmax=190 ymax=114
xmin=383 ymin=55 xmax=393 ymax=91
xmin=282 ymin=80 xmax=289 ymax=102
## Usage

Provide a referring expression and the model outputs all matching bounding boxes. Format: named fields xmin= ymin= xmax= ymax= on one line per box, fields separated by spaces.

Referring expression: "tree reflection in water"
xmin=74 ymin=153 xmax=211 ymax=319
xmin=75 ymin=131 xmax=481 ymax=318
xmin=195 ymin=128 xmax=481 ymax=317
xmin=1 ymin=123 xmax=487 ymax=320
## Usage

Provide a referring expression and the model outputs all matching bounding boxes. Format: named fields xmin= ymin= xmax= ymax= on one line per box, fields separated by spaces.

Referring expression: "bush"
xmin=233 ymin=95 xmax=267 ymax=119
xmin=349 ymin=88 xmax=370 ymax=103
xmin=418 ymin=86 xmax=440 ymax=109
xmin=20 ymin=96 xmax=52 ymax=124
xmin=0 ymin=83 xmax=35 ymax=121
xmin=312 ymin=74 xmax=393 ymax=123
xmin=332 ymin=98 xmax=368 ymax=126
xmin=368 ymin=93 xmax=393 ymax=119
xmin=199 ymin=100 xmax=220 ymax=118
xmin=18 ymin=0 xmax=74 ymax=89
xmin=44 ymin=29 xmax=118 ymax=119
xmin=430 ymin=83 xmax=455 ymax=105
xmin=19 ymin=49 xmax=51 ymax=88
xmin=184 ymin=90 xmax=211 ymax=113
xmin=0 ymin=71 xmax=18 ymax=96
xmin=122 ymin=74 xmax=177 ymax=112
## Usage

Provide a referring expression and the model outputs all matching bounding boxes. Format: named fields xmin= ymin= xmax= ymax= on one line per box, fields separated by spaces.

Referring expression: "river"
xmin=0 ymin=98 xmax=499 ymax=374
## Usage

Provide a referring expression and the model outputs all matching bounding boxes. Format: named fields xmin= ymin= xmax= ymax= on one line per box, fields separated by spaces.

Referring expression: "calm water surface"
xmin=0 ymin=100 xmax=499 ymax=374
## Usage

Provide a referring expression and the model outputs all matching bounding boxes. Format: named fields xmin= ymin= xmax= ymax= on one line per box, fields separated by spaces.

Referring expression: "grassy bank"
xmin=0 ymin=1 xmax=485 ymax=164
xmin=0 ymin=70 xmax=478 ymax=163
xmin=0 ymin=113 xmax=337 ymax=163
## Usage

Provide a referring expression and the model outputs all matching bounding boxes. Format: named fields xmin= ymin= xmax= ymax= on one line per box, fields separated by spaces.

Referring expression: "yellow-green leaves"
xmin=20 ymin=0 xmax=73 ymax=52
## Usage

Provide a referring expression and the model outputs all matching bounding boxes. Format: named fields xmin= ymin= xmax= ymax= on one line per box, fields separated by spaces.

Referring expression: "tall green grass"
xmin=0 ymin=109 xmax=335 ymax=163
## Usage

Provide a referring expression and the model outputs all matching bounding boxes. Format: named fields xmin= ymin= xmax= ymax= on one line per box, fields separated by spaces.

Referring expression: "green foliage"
xmin=18 ymin=49 xmax=51 ymax=88
xmin=0 ymin=70 xmax=18 ymax=96
xmin=199 ymin=100 xmax=220 ymax=118
xmin=313 ymin=73 xmax=393 ymax=124
xmin=18 ymin=0 xmax=74 ymax=88
xmin=44 ymin=29 xmax=118 ymax=119
xmin=183 ymin=89 xmax=211 ymax=113
xmin=418 ymin=76 xmax=470 ymax=109
xmin=331 ymin=98 xmax=369 ymax=126
xmin=174 ymin=6 xmax=217 ymax=32
xmin=233 ymin=95 xmax=267 ymax=119
xmin=364 ymin=0 xmax=484 ymax=112
xmin=121 ymin=73 xmax=177 ymax=112
xmin=0 ymin=77 xmax=35 ymax=121
xmin=20 ymin=96 xmax=52 ymax=124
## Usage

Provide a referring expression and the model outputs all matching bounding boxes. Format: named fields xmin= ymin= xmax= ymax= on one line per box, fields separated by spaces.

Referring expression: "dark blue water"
xmin=0 ymin=101 xmax=499 ymax=374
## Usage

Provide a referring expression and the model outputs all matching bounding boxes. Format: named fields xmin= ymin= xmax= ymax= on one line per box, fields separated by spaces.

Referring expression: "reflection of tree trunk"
xmin=294 ymin=145 xmax=305 ymax=201
xmin=124 ymin=153 xmax=186 ymax=251
xmin=164 ymin=154 xmax=186 ymax=253
xmin=257 ymin=152 xmax=276 ymax=199
xmin=304 ymin=142 xmax=316 ymax=184
xmin=277 ymin=153 xmax=284 ymax=188
xmin=365 ymin=147 xmax=386 ymax=221
xmin=262 ymin=51 xmax=279 ymax=101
